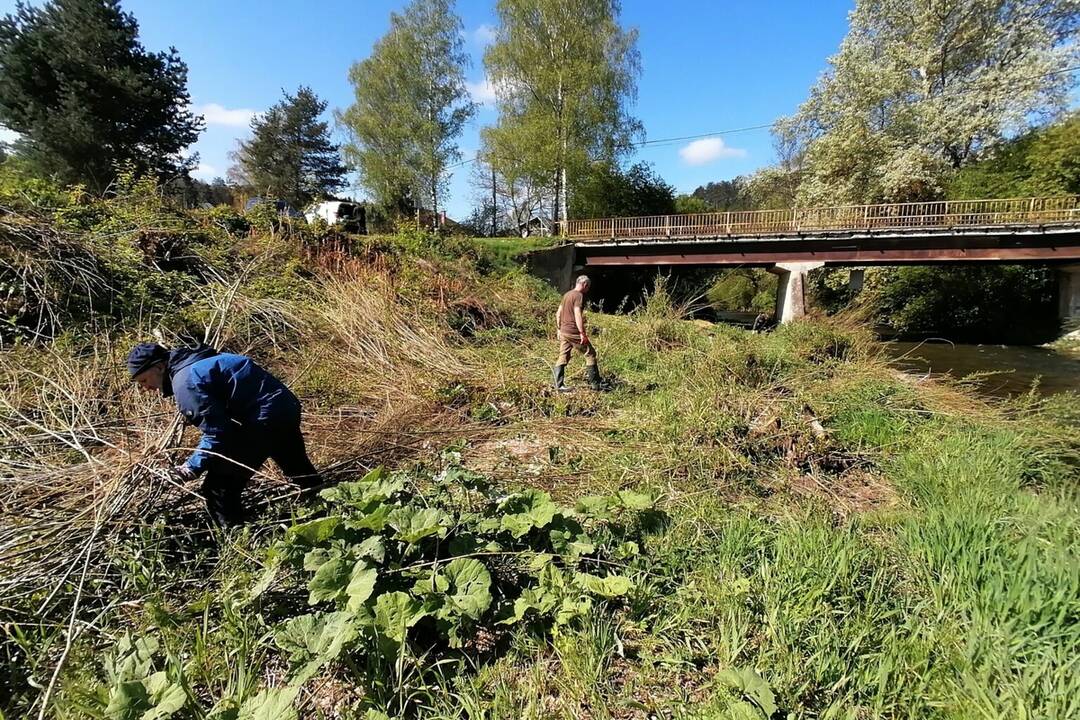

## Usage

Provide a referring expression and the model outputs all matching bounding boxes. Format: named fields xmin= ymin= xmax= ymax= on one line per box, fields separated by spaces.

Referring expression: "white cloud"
xmin=192 ymin=162 xmax=218 ymax=180
xmin=471 ymin=23 xmax=497 ymax=45
xmin=194 ymin=103 xmax=259 ymax=127
xmin=466 ymin=78 xmax=498 ymax=107
xmin=678 ymin=137 xmax=747 ymax=166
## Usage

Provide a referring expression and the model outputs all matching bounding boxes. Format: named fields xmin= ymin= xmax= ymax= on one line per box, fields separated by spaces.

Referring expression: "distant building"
xmin=515 ymin=214 xmax=553 ymax=237
xmin=305 ymin=200 xmax=366 ymax=233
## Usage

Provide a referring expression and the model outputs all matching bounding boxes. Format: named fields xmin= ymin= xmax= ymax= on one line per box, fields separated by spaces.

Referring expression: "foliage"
xmin=689 ymin=177 xmax=754 ymax=211
xmin=570 ymin=161 xmax=675 ymax=219
xmin=78 ymin=462 xmax=654 ymax=717
xmin=778 ymin=0 xmax=1079 ymax=205
xmin=948 ymin=112 xmax=1080 ymax=198
xmin=259 ymin=462 xmax=650 ymax=678
xmin=340 ymin=0 xmax=475 ymax=219
xmin=483 ymin=0 xmax=642 ymax=224
xmin=231 ymin=86 xmax=346 ymax=208
xmin=868 ymin=265 xmax=1060 ymax=343
xmin=673 ymin=194 xmax=711 ymax=214
xmin=705 ymin=269 xmax=776 ymax=313
xmin=0 ymin=0 xmax=203 ymax=191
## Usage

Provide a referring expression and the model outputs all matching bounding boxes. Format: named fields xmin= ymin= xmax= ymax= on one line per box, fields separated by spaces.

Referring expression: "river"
xmin=882 ymin=341 xmax=1080 ymax=398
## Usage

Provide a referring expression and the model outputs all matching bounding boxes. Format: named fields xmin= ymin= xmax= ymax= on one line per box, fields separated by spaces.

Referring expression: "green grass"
xmin=5 ymin=217 xmax=1080 ymax=719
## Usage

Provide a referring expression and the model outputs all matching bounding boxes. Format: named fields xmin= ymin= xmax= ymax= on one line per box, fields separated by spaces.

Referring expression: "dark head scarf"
xmin=126 ymin=342 xmax=169 ymax=378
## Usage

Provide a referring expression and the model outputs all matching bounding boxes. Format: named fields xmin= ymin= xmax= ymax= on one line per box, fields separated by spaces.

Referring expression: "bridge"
xmin=542 ymin=195 xmax=1080 ymax=324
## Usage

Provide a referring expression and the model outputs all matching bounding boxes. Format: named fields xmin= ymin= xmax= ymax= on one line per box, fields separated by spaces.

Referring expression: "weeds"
xmin=2 ymin=185 xmax=1080 ymax=718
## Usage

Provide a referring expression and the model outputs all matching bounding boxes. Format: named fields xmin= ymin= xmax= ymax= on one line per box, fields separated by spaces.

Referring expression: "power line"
xmin=448 ymin=63 xmax=1080 ymax=171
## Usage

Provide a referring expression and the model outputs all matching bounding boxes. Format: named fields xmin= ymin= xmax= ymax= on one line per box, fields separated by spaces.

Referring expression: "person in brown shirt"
xmin=554 ymin=275 xmax=603 ymax=391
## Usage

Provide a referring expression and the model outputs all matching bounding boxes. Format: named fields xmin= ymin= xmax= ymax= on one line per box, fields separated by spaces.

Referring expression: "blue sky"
xmin=0 ymin=0 xmax=856 ymax=216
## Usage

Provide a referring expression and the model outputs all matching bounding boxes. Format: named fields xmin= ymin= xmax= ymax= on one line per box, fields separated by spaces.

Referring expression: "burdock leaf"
xmin=142 ymin=671 xmax=187 ymax=719
xmin=308 ymin=557 xmax=351 ymax=605
xmin=237 ymin=685 xmax=299 ymax=720
xmin=104 ymin=680 xmax=150 ymax=720
xmin=614 ymin=490 xmax=654 ymax=510
xmin=274 ymin=611 xmax=357 ymax=683
xmin=574 ymin=572 xmax=634 ymax=598
xmin=717 ymin=667 xmax=778 ymax=717
xmin=389 ymin=507 xmax=449 ymax=544
xmin=374 ymin=591 xmax=428 ymax=643
xmin=443 ymin=558 xmax=492 ymax=620
xmin=347 ymin=503 xmax=391 ymax=532
xmin=286 ymin=517 xmax=340 ymax=545
xmin=345 ymin=561 xmax=378 ymax=612
xmin=353 ymin=536 xmax=386 ymax=564
xmin=499 ymin=489 xmax=558 ymax=538
xmin=574 ymin=495 xmax=614 ymax=520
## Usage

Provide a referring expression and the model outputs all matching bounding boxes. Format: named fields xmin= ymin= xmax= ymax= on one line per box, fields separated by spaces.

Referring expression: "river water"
xmin=882 ymin=341 xmax=1080 ymax=398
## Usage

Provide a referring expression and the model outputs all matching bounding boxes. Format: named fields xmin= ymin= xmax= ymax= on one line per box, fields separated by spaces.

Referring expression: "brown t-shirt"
xmin=558 ymin=289 xmax=585 ymax=339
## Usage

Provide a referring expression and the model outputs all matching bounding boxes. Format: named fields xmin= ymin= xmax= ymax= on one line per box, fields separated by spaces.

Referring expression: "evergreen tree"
xmin=483 ymin=0 xmax=642 ymax=227
xmin=0 ymin=0 xmax=203 ymax=190
xmin=340 ymin=0 xmax=474 ymax=221
xmin=232 ymin=86 xmax=346 ymax=207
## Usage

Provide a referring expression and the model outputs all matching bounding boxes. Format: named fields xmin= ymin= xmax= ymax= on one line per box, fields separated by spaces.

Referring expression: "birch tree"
xmin=483 ymin=0 xmax=642 ymax=228
xmin=779 ymin=0 xmax=1079 ymax=205
xmin=339 ymin=0 xmax=474 ymax=221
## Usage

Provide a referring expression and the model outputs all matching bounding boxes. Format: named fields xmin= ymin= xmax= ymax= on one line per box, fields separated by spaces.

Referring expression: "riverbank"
xmin=2 ymin=212 xmax=1079 ymax=718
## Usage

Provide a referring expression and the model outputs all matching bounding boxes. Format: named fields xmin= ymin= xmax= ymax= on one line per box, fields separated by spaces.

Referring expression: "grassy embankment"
xmin=1 ymin=186 xmax=1078 ymax=719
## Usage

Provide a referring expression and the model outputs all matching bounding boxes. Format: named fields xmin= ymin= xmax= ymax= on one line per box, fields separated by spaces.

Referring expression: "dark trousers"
xmin=201 ymin=418 xmax=319 ymax=526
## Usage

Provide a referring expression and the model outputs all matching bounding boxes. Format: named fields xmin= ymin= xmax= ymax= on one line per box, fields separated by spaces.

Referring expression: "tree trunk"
xmin=491 ymin=166 xmax=497 ymax=237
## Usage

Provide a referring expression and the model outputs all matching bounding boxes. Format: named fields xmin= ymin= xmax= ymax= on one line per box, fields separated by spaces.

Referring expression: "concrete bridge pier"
xmin=848 ymin=268 xmax=865 ymax=292
xmin=770 ymin=262 xmax=823 ymax=323
xmin=1060 ymin=265 xmax=1080 ymax=336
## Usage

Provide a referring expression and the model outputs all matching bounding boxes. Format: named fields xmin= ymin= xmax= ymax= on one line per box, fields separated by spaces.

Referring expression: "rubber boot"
xmin=553 ymin=364 xmax=570 ymax=392
xmin=585 ymin=364 xmax=604 ymax=391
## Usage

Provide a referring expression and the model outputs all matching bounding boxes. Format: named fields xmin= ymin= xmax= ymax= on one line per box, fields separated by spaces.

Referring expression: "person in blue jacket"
xmin=126 ymin=342 xmax=321 ymax=526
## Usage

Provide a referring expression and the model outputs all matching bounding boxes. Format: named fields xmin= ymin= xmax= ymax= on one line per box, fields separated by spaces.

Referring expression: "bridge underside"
xmin=577 ymin=227 xmax=1080 ymax=267
xmin=565 ymin=227 xmax=1080 ymax=328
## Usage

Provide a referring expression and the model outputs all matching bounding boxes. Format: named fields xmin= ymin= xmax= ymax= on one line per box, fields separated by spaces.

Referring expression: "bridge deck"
xmin=563 ymin=196 xmax=1080 ymax=242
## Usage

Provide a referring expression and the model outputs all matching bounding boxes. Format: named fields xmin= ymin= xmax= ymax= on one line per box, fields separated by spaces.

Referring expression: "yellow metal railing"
xmin=562 ymin=196 xmax=1080 ymax=241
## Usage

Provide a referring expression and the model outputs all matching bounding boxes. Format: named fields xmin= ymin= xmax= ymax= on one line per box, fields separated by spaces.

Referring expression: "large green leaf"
xmin=102 ymin=673 xmax=186 ymax=720
xmin=237 ymin=686 xmax=299 ymax=720
xmin=286 ymin=516 xmax=340 ymax=545
xmin=442 ymin=558 xmax=492 ymax=620
xmin=717 ymin=667 xmax=777 ymax=718
xmin=142 ymin=672 xmax=188 ymax=719
xmin=497 ymin=586 xmax=557 ymax=625
xmin=353 ymin=535 xmax=386 ymax=564
xmin=373 ymin=592 xmax=428 ymax=643
xmin=555 ymin=596 xmax=593 ymax=626
xmin=574 ymin=572 xmax=634 ymax=598
xmin=345 ymin=561 xmax=378 ymax=612
xmin=346 ymin=503 xmax=392 ymax=532
xmin=274 ymin=611 xmax=358 ymax=683
xmin=574 ymin=495 xmax=614 ymax=520
xmin=614 ymin=489 xmax=654 ymax=510
xmin=104 ymin=681 xmax=150 ymax=720
xmin=321 ymin=467 xmax=405 ymax=507
xmin=302 ymin=547 xmax=333 ymax=572
xmin=307 ymin=556 xmax=351 ymax=605
xmin=389 ymin=507 xmax=449 ymax=544
xmin=499 ymin=489 xmax=558 ymax=538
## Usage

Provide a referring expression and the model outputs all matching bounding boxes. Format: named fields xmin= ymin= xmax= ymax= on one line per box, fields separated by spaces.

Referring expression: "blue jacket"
xmin=164 ymin=347 xmax=300 ymax=474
